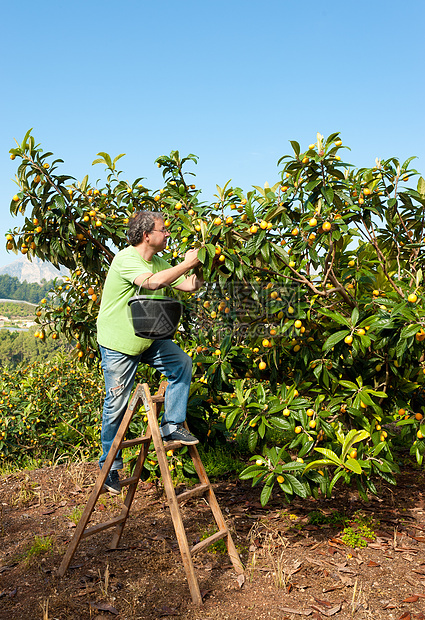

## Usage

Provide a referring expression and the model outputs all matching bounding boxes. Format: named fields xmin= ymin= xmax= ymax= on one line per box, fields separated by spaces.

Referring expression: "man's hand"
xmin=182 ymin=247 xmax=201 ymax=269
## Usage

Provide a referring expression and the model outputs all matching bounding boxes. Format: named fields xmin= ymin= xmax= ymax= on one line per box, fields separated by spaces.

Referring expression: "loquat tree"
xmin=6 ymin=129 xmax=425 ymax=504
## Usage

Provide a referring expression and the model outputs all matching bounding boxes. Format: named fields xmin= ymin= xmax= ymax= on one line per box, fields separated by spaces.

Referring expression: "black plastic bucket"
xmin=128 ymin=295 xmax=183 ymax=340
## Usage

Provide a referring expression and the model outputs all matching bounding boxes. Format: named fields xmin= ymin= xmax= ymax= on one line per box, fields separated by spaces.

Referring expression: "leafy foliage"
xmin=6 ymin=130 xmax=425 ymax=503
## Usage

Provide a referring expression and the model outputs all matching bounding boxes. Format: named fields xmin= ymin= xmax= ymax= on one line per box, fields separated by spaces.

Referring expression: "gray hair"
xmin=128 ymin=211 xmax=163 ymax=245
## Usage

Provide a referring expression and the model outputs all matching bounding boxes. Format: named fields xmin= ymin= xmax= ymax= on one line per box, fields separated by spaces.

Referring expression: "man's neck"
xmin=133 ymin=242 xmax=156 ymax=262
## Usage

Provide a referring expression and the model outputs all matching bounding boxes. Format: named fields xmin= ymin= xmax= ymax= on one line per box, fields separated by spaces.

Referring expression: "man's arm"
xmin=133 ymin=248 xmax=201 ymax=290
xmin=174 ymin=273 xmax=204 ymax=292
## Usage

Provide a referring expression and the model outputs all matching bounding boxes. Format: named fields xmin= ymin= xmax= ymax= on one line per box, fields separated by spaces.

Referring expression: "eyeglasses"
xmin=151 ymin=227 xmax=169 ymax=234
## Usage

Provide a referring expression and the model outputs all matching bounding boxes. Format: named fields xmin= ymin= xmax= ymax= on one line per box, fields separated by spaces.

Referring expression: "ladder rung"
xmin=176 ymin=483 xmax=209 ymax=503
xmin=151 ymin=394 xmax=165 ymax=403
xmin=120 ymin=435 xmax=151 ymax=448
xmin=100 ymin=475 xmax=138 ymax=495
xmin=120 ymin=475 xmax=139 ymax=486
xmin=190 ymin=529 xmax=228 ymax=556
xmin=81 ymin=515 xmax=127 ymax=539
xmin=163 ymin=440 xmax=185 ymax=450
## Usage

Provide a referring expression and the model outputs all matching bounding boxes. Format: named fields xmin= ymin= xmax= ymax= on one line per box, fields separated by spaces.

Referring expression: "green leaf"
xmin=313 ymin=447 xmax=343 ymax=465
xmin=341 ymin=429 xmax=370 ymax=460
xmin=197 ymin=246 xmax=207 ymax=264
xmin=239 ymin=464 xmax=263 ymax=479
xmin=285 ymin=473 xmax=308 ymax=498
xmin=339 ymin=380 xmax=359 ymax=390
xmin=400 ymin=324 xmax=421 ymax=339
xmin=303 ymin=458 xmax=335 ymax=474
xmin=329 ymin=469 xmax=345 ymax=494
xmin=318 ymin=308 xmax=351 ymax=327
xmin=21 ymin=128 xmax=33 ymax=150
xmin=269 ymin=416 xmax=291 ymax=431
xmin=260 ymin=480 xmax=274 ymax=506
xmin=345 ymin=458 xmax=362 ymax=474
xmin=417 ymin=176 xmax=425 ymax=197
xmin=113 ymin=153 xmax=126 ymax=167
xmin=248 ymin=429 xmax=258 ymax=452
xmin=322 ymin=330 xmax=350 ymax=353
xmin=322 ymin=186 xmax=334 ymax=205
xmin=290 ymin=141 xmax=301 ymax=157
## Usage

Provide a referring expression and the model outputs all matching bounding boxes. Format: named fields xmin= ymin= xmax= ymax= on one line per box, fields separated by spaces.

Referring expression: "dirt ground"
xmin=1 ymin=462 xmax=425 ymax=620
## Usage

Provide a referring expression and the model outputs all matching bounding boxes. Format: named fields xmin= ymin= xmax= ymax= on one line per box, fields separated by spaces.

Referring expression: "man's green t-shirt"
xmin=97 ymin=246 xmax=184 ymax=355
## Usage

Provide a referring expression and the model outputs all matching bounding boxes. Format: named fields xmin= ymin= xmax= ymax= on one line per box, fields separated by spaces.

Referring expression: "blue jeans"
xmin=99 ymin=341 xmax=193 ymax=471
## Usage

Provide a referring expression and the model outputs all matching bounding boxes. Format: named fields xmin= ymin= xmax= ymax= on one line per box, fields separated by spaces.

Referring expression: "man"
xmin=96 ymin=210 xmax=203 ymax=494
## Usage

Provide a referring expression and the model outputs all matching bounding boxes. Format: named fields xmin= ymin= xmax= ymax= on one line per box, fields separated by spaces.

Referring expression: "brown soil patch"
xmin=1 ymin=463 xmax=425 ymax=619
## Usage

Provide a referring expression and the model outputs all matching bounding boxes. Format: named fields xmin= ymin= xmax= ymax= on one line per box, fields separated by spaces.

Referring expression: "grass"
xmin=340 ymin=511 xmax=379 ymax=548
xmin=24 ymin=535 xmax=54 ymax=566
xmin=308 ymin=509 xmax=347 ymax=527
xmin=66 ymin=505 xmax=84 ymax=525
xmin=199 ymin=525 xmax=228 ymax=554
xmin=197 ymin=444 xmax=246 ymax=479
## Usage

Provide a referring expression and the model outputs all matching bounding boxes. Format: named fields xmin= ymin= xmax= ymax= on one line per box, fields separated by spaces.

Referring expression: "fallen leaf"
xmin=323 ymin=583 xmax=345 ymax=593
xmin=312 ymin=603 xmax=342 ymax=617
xmin=337 ymin=572 xmax=355 ymax=587
xmin=313 ymin=597 xmax=333 ymax=608
xmin=237 ymin=573 xmax=245 ymax=588
xmin=367 ymin=560 xmax=380 ymax=567
xmin=398 ymin=613 xmax=411 ymax=620
xmin=159 ymin=606 xmax=179 ymax=616
xmin=90 ymin=602 xmax=119 ymax=615
xmin=279 ymin=606 xmax=312 ymax=616
xmin=404 ymin=595 xmax=419 ymax=603
xmin=383 ymin=602 xmax=397 ymax=609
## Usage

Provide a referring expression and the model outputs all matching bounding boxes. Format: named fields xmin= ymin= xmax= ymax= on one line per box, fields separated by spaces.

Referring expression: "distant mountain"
xmin=0 ymin=255 xmax=69 ymax=284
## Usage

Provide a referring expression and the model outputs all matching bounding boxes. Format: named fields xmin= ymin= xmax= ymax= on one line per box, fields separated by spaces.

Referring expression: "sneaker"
xmin=103 ymin=470 xmax=121 ymax=495
xmin=163 ymin=425 xmax=199 ymax=445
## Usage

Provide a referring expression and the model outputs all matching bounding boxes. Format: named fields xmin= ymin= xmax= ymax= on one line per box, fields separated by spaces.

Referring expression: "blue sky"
xmin=1 ymin=0 xmax=424 ymax=268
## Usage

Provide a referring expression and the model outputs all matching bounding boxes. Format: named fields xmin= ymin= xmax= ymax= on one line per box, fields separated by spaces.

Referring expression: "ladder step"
xmin=176 ymin=483 xmax=209 ymax=503
xmin=81 ymin=515 xmax=127 ymax=539
xmin=120 ymin=475 xmax=139 ymax=486
xmin=151 ymin=394 xmax=165 ymax=403
xmin=100 ymin=474 xmax=138 ymax=495
xmin=191 ymin=529 xmax=228 ymax=556
xmin=120 ymin=435 xmax=151 ymax=448
xmin=163 ymin=440 xmax=186 ymax=450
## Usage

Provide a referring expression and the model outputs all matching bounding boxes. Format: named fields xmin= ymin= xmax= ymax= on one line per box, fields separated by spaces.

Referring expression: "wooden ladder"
xmin=57 ymin=381 xmax=244 ymax=605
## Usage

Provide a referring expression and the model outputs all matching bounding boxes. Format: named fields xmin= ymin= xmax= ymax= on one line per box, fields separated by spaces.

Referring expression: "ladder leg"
xmin=188 ymin=442 xmax=244 ymax=575
xmin=109 ymin=381 xmax=168 ymax=549
xmin=57 ymin=386 xmax=145 ymax=576
xmin=142 ymin=383 xmax=203 ymax=606
xmin=109 ymin=428 xmax=150 ymax=549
